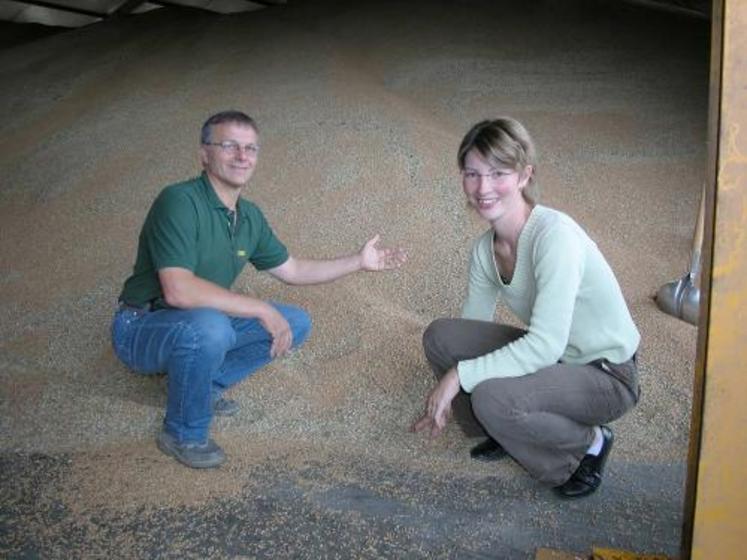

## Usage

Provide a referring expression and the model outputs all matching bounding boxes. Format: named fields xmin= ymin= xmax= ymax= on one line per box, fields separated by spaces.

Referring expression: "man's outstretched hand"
xmin=359 ymin=235 xmax=408 ymax=272
xmin=411 ymin=367 xmax=461 ymax=438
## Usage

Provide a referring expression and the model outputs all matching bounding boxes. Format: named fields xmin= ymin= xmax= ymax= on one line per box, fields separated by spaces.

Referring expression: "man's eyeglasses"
xmin=461 ymin=169 xmax=510 ymax=183
xmin=203 ymin=141 xmax=260 ymax=155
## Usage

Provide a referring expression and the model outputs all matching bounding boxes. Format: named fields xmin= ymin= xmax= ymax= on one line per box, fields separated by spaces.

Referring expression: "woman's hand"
xmin=411 ymin=367 xmax=461 ymax=437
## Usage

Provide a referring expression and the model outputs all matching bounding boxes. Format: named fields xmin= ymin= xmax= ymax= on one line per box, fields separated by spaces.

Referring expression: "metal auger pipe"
xmin=655 ymin=186 xmax=705 ymax=326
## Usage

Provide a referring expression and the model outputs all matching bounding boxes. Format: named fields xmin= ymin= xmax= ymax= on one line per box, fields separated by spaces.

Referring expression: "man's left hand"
xmin=359 ymin=235 xmax=407 ymax=271
xmin=411 ymin=367 xmax=461 ymax=438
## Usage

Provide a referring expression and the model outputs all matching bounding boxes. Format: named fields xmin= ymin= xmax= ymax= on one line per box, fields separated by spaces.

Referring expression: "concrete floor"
xmin=0 ymin=0 xmax=707 ymax=558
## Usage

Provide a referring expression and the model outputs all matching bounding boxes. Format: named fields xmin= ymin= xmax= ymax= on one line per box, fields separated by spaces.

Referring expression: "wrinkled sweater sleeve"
xmin=457 ymin=222 xmax=585 ymax=393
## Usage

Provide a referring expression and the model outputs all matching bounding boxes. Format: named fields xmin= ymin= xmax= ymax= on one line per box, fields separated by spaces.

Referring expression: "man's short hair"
xmin=200 ymin=111 xmax=258 ymax=144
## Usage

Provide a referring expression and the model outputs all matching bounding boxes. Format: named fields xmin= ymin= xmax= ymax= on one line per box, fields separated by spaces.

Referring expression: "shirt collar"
xmin=200 ymin=171 xmax=252 ymax=218
xmin=200 ymin=172 xmax=228 ymax=210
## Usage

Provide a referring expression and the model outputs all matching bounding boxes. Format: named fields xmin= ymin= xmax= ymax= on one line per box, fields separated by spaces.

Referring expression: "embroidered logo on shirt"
xmin=237 ymin=250 xmax=246 ymax=257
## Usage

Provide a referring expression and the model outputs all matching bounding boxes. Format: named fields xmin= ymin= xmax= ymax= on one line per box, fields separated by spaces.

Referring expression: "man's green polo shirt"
xmin=120 ymin=173 xmax=288 ymax=308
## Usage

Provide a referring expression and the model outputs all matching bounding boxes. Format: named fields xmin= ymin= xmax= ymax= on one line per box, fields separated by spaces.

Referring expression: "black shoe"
xmin=470 ymin=438 xmax=509 ymax=462
xmin=554 ymin=426 xmax=614 ymax=499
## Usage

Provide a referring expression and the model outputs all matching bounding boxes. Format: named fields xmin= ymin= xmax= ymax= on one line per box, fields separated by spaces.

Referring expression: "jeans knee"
xmin=278 ymin=305 xmax=312 ymax=348
xmin=182 ymin=309 xmax=235 ymax=355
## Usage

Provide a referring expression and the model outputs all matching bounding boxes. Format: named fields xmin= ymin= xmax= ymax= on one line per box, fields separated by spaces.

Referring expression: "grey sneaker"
xmin=212 ymin=395 xmax=240 ymax=417
xmin=156 ymin=430 xmax=225 ymax=469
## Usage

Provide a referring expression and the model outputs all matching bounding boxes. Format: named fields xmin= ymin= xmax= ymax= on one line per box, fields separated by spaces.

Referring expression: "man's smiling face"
xmin=200 ymin=122 xmax=260 ymax=191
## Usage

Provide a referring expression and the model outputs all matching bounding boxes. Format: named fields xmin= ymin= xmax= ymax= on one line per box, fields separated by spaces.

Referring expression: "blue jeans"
xmin=111 ymin=303 xmax=311 ymax=443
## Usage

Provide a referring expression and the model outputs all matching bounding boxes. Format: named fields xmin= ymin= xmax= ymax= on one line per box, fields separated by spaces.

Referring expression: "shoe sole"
xmin=553 ymin=482 xmax=601 ymax=499
xmin=470 ymin=439 xmax=509 ymax=462
xmin=470 ymin=449 xmax=509 ymax=462
xmin=156 ymin=435 xmax=225 ymax=469
xmin=213 ymin=407 xmax=239 ymax=417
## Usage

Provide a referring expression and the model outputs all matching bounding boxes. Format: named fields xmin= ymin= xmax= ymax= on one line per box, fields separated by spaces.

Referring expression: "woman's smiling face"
xmin=462 ymin=149 xmax=530 ymax=223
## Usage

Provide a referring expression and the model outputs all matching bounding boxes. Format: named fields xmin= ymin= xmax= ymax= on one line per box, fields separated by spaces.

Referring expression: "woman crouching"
xmin=411 ymin=118 xmax=640 ymax=498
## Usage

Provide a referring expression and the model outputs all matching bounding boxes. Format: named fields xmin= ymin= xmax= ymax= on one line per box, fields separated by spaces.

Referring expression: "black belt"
xmin=118 ymin=299 xmax=153 ymax=312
